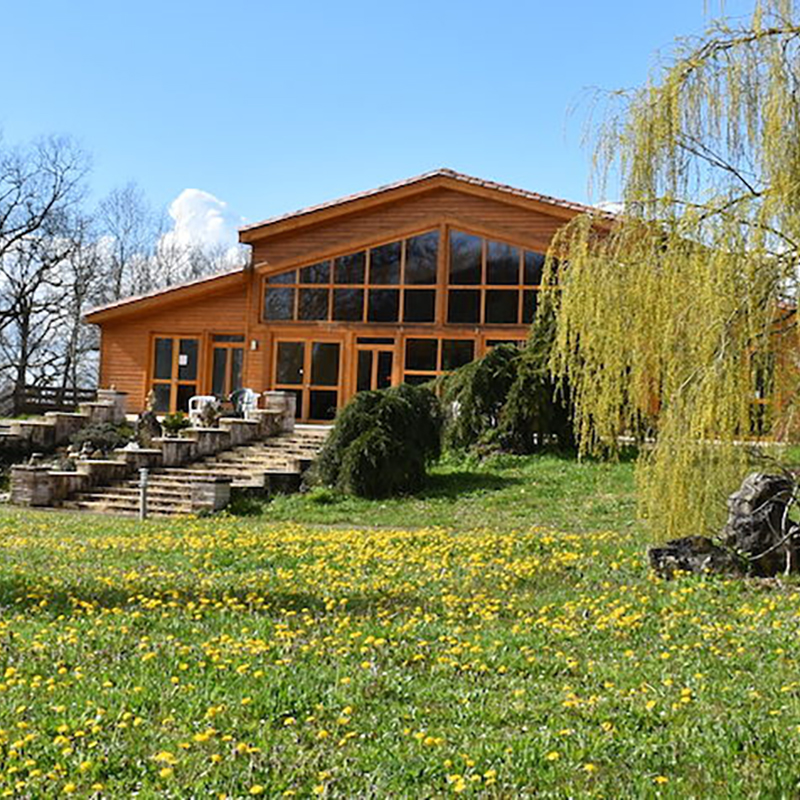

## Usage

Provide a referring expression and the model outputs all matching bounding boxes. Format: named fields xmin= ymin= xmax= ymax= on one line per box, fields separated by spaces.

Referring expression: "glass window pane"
xmin=264 ymin=286 xmax=295 ymax=320
xmin=298 ymin=288 xmax=329 ymax=321
xmin=288 ymin=388 xmax=302 ymax=419
xmin=300 ymin=261 xmax=330 ymax=283
xmin=522 ymin=290 xmax=538 ymax=324
xmin=357 ymin=350 xmax=372 ymax=391
xmin=449 ymin=230 xmax=482 ymax=285
xmin=231 ymin=348 xmax=243 ymax=392
xmin=405 ymin=231 xmax=438 ymax=285
xmin=309 ymin=390 xmax=338 ymax=421
xmin=276 ymin=342 xmax=304 ymax=385
xmin=441 ymin=339 xmax=475 ymax=371
xmin=334 ymin=251 xmax=366 ymax=283
xmin=524 ymin=251 xmax=545 ymax=285
xmin=212 ymin=348 xmax=227 ymax=397
xmin=447 ymin=289 xmax=480 ymax=323
xmin=152 ymin=383 xmax=171 ymax=412
xmin=405 ymin=339 xmax=438 ymax=372
xmin=369 ymin=241 xmax=401 ymax=285
xmin=332 ymin=288 xmax=364 ymax=321
xmin=403 ymin=289 xmax=436 ymax=323
xmin=267 ymin=270 xmax=296 ymax=284
xmin=356 ymin=337 xmax=394 ymax=344
xmin=367 ymin=289 xmax=400 ymax=322
xmin=311 ymin=342 xmax=340 ymax=387
xmin=176 ymin=384 xmax=196 ymax=413
xmin=486 ymin=241 xmax=520 ymax=285
xmin=154 ymin=338 xmax=173 ymax=380
xmin=178 ymin=339 xmax=198 ymax=381
xmin=377 ymin=351 xmax=393 ymax=389
xmin=486 ymin=290 xmax=519 ymax=324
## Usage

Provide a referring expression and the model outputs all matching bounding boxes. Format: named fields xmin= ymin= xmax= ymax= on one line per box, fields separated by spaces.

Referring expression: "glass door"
xmin=150 ymin=336 xmax=200 ymax=412
xmin=273 ymin=338 xmax=342 ymax=421
xmin=210 ymin=334 xmax=245 ymax=401
xmin=356 ymin=347 xmax=394 ymax=392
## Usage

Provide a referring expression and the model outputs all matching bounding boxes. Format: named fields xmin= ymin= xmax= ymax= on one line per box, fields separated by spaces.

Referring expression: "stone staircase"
xmin=61 ymin=425 xmax=330 ymax=516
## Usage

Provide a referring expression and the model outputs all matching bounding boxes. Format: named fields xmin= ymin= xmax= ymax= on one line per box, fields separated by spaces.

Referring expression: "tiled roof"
xmin=239 ymin=168 xmax=609 ymax=236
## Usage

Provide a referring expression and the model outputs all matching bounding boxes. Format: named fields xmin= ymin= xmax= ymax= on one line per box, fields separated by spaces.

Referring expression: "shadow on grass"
xmin=415 ymin=470 xmax=522 ymax=500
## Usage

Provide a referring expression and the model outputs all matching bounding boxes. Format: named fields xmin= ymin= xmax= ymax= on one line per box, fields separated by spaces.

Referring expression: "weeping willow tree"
xmin=545 ymin=0 xmax=800 ymax=540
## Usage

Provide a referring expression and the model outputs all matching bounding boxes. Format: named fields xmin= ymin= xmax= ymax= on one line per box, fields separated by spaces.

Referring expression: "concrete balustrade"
xmin=9 ymin=386 xmax=316 ymax=514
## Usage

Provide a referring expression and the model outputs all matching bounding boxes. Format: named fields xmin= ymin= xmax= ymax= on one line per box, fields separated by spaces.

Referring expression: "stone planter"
xmin=190 ymin=476 xmax=232 ymax=513
xmin=49 ymin=471 xmax=90 ymax=503
xmin=218 ymin=418 xmax=259 ymax=447
xmin=10 ymin=466 xmax=55 ymax=506
xmin=75 ymin=459 xmax=130 ymax=487
xmin=10 ymin=420 xmax=56 ymax=450
xmin=249 ymin=409 xmax=283 ymax=439
xmin=262 ymin=391 xmax=296 ymax=432
xmin=181 ymin=428 xmax=231 ymax=457
xmin=96 ymin=389 xmax=128 ymax=424
xmin=113 ymin=448 xmax=164 ymax=471
xmin=44 ymin=411 xmax=91 ymax=445
xmin=153 ymin=437 xmax=198 ymax=467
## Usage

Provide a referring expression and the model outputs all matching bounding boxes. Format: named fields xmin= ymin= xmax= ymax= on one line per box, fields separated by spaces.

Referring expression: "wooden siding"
xmin=99 ymin=285 xmax=248 ymax=411
xmin=251 ymin=188 xmax=570 ymax=275
xmin=92 ymin=179 xmax=587 ymax=416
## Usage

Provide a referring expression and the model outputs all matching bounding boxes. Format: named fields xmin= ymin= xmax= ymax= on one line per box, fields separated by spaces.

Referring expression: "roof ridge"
xmin=239 ymin=169 xmax=611 ymax=236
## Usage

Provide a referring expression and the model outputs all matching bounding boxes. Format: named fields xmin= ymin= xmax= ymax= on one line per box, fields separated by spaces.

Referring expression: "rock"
xmin=720 ymin=473 xmax=799 ymax=576
xmin=649 ymin=535 xmax=742 ymax=578
xmin=649 ymin=472 xmax=800 ymax=579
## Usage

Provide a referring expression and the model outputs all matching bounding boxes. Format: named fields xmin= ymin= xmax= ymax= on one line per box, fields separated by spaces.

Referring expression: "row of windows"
xmin=263 ymin=229 xmax=548 ymax=325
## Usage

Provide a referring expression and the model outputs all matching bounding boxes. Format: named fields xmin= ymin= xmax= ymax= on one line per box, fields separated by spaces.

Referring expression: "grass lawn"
xmin=0 ymin=454 xmax=799 ymax=797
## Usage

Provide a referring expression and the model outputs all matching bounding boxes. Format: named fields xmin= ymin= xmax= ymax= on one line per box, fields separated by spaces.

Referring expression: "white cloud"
xmin=160 ymin=188 xmax=246 ymax=267
xmin=594 ymin=200 xmax=624 ymax=215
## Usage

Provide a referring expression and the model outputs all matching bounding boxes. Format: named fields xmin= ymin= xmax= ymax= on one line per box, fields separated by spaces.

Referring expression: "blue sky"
xmin=2 ymin=0 xmax=755 ymax=239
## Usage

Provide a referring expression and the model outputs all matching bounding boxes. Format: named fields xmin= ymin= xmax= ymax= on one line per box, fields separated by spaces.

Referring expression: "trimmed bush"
xmin=310 ymin=383 xmax=442 ymax=498
xmin=70 ymin=422 xmax=135 ymax=455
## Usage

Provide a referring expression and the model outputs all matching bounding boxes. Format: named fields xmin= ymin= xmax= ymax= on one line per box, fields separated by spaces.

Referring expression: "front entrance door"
xmin=273 ymin=338 xmax=342 ymax=421
xmin=356 ymin=346 xmax=394 ymax=392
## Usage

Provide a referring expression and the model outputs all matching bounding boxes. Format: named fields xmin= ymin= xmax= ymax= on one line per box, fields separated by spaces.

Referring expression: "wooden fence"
xmin=0 ymin=386 xmax=97 ymax=417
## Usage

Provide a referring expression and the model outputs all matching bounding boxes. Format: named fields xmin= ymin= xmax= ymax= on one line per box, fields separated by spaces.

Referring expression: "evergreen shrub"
xmin=438 ymin=314 xmax=574 ymax=454
xmin=310 ymin=383 xmax=442 ymax=498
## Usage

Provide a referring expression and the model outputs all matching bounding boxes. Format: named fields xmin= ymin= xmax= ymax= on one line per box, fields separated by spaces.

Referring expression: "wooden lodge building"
xmin=85 ymin=169 xmax=603 ymax=422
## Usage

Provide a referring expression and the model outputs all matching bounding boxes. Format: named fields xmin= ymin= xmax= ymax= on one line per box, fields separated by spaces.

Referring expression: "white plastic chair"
xmin=188 ymin=395 xmax=218 ymax=426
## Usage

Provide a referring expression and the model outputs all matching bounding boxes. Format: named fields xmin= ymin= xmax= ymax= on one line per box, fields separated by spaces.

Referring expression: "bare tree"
xmin=97 ymin=181 xmax=155 ymax=301
xmin=0 ymin=135 xmax=89 ymax=410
